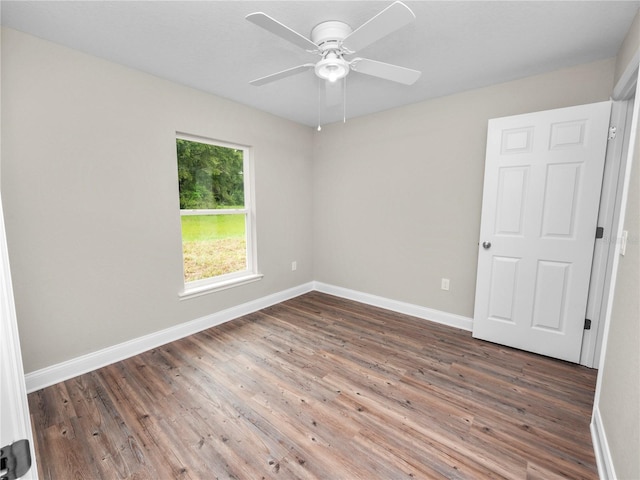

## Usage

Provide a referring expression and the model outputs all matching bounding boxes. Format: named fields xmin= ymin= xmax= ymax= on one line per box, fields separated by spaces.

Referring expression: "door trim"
xmin=581 ymin=40 xmax=640 ymax=368
xmin=581 ymin=99 xmax=633 ymax=367
xmin=590 ymin=47 xmax=639 ymax=479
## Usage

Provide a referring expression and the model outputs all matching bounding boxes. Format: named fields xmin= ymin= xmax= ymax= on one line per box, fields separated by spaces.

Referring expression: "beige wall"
xmin=1 ymin=28 xmax=314 ymax=373
xmin=614 ymin=8 xmax=639 ymax=87
xmin=313 ymin=59 xmax=615 ymax=317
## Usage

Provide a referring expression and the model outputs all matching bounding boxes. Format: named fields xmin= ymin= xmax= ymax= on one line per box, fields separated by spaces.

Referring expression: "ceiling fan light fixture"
xmin=315 ymin=56 xmax=349 ymax=83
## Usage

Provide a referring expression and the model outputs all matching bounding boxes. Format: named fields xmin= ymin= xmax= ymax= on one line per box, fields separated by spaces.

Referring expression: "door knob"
xmin=482 ymin=241 xmax=491 ymax=249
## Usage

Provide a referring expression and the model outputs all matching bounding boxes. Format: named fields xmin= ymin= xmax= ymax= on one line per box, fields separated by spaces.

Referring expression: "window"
xmin=176 ymin=134 xmax=259 ymax=297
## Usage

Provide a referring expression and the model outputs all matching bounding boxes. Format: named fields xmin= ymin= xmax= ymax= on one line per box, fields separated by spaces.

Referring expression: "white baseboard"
xmin=313 ymin=281 xmax=473 ymax=331
xmin=25 ymin=281 xmax=473 ymax=393
xmin=591 ymin=406 xmax=617 ymax=480
xmin=25 ymin=282 xmax=314 ymax=392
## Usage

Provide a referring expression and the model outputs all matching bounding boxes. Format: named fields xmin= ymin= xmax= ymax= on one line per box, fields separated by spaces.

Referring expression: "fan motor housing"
xmin=311 ymin=21 xmax=352 ymax=51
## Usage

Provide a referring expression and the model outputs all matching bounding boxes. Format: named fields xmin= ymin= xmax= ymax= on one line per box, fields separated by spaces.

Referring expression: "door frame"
xmin=590 ymin=44 xmax=639 ymax=478
xmin=581 ymin=99 xmax=634 ymax=367
xmin=582 ymin=43 xmax=639 ymax=368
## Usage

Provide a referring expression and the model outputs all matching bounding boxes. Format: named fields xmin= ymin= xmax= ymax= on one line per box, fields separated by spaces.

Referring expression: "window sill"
xmin=179 ymin=273 xmax=263 ymax=300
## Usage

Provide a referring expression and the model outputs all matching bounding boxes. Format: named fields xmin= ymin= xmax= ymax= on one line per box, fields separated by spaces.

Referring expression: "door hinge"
xmin=608 ymin=126 xmax=617 ymax=140
xmin=596 ymin=226 xmax=604 ymax=239
xmin=0 ymin=439 xmax=32 ymax=480
xmin=584 ymin=319 xmax=592 ymax=330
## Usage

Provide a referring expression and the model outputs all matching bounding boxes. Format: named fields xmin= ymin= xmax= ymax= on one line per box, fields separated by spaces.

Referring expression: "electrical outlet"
xmin=291 ymin=261 xmax=297 ymax=271
xmin=441 ymin=278 xmax=450 ymax=291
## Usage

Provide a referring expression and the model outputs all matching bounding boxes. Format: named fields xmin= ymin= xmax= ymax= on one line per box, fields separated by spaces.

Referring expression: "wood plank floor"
xmin=28 ymin=292 xmax=599 ymax=479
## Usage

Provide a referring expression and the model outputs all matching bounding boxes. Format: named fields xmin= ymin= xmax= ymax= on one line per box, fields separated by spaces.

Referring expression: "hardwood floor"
xmin=28 ymin=292 xmax=599 ymax=479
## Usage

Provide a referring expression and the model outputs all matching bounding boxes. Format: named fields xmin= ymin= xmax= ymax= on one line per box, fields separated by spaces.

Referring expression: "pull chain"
xmin=343 ymin=76 xmax=347 ymax=124
xmin=317 ymin=79 xmax=322 ymax=131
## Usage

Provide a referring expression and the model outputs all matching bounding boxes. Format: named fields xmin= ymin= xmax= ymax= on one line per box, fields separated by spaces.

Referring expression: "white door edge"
xmin=0 ymin=198 xmax=39 ymax=479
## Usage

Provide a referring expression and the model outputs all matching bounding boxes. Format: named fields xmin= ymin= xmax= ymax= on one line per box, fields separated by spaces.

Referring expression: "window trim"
xmin=178 ymin=273 xmax=263 ymax=300
xmin=176 ymin=133 xmax=260 ymax=298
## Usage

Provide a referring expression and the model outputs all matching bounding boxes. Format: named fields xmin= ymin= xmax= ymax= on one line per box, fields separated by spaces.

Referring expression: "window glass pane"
xmin=181 ymin=214 xmax=247 ymax=283
xmin=176 ymin=139 xmax=244 ymax=210
xmin=176 ymin=135 xmax=253 ymax=287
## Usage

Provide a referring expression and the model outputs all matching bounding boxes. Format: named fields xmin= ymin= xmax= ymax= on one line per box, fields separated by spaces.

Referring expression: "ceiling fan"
xmin=245 ymin=1 xmax=421 ymax=87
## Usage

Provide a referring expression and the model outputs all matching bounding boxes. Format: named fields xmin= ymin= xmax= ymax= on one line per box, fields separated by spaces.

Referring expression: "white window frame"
xmin=176 ymin=133 xmax=261 ymax=299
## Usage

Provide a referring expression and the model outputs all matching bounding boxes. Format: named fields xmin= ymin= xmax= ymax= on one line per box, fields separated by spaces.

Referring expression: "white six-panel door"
xmin=472 ymin=102 xmax=612 ymax=363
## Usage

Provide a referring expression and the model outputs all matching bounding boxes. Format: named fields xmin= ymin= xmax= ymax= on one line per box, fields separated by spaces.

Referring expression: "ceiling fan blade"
xmin=350 ymin=58 xmax=421 ymax=85
xmin=246 ymin=12 xmax=318 ymax=52
xmin=342 ymin=1 xmax=415 ymax=53
xmin=249 ymin=64 xmax=315 ymax=86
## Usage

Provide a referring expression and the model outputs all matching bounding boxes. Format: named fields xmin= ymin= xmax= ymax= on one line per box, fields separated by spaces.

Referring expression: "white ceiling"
xmin=2 ymin=1 xmax=638 ymax=127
